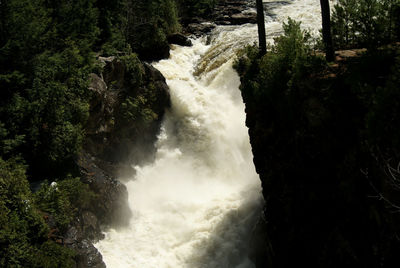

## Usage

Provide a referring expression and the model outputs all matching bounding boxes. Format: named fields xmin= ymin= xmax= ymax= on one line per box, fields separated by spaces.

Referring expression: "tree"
xmin=256 ymin=0 xmax=267 ymax=56
xmin=320 ymin=0 xmax=335 ymax=61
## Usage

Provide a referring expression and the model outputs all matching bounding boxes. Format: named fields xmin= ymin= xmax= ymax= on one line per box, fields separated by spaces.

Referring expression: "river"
xmin=95 ymin=1 xmax=325 ymax=267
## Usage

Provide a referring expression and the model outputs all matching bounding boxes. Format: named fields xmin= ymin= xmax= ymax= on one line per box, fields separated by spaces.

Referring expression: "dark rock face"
xmin=186 ymin=22 xmax=217 ymax=37
xmin=64 ymin=225 xmax=105 ymax=268
xmin=78 ymin=152 xmax=132 ymax=228
xmin=87 ymin=73 xmax=118 ymax=141
xmin=85 ymin=57 xmax=170 ymax=178
xmin=66 ymin=55 xmax=171 ymax=267
xmin=227 ymin=12 xmax=257 ymax=25
xmin=137 ymin=43 xmax=170 ymax=62
xmin=168 ymin=33 xmax=193 ymax=46
xmin=240 ymin=49 xmax=400 ymax=267
xmin=63 ymin=151 xmax=133 ymax=268
xmin=72 ymin=239 xmax=106 ymax=268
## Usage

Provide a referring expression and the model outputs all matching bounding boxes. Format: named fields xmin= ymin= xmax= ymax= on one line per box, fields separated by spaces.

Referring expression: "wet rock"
xmin=64 ymin=225 xmax=105 ymax=268
xmin=64 ymin=226 xmax=81 ymax=246
xmin=78 ymin=152 xmax=132 ymax=228
xmin=229 ymin=13 xmax=257 ymax=25
xmin=87 ymin=74 xmax=117 ymax=137
xmin=216 ymin=20 xmax=232 ymax=25
xmin=187 ymin=23 xmax=216 ymax=37
xmin=168 ymin=33 xmax=192 ymax=46
xmin=85 ymin=56 xmax=170 ymax=175
xmin=73 ymin=239 xmax=106 ymax=268
xmin=81 ymin=211 xmax=102 ymax=241
xmin=143 ymin=62 xmax=171 ymax=111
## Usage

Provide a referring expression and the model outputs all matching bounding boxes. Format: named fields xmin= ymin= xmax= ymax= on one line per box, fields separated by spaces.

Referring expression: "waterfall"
xmin=95 ymin=1 xmax=323 ymax=267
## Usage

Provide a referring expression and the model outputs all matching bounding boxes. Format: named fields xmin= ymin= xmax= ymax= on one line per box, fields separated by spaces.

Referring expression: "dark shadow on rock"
xmin=187 ymin=189 xmax=263 ymax=268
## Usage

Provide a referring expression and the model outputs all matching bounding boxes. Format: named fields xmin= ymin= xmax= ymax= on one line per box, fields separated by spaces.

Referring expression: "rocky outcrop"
xmin=85 ymin=56 xmax=170 ymax=178
xmin=57 ymin=150 xmax=133 ymax=268
xmin=240 ymin=47 xmax=400 ymax=267
xmin=78 ymin=152 xmax=132 ymax=228
xmin=64 ymin=54 xmax=171 ymax=267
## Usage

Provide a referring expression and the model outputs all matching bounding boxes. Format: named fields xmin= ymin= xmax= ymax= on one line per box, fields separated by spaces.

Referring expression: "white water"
xmin=95 ymin=1 xmax=324 ymax=267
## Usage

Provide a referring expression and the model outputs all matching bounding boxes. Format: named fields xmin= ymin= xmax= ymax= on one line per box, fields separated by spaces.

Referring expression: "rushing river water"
xmin=95 ymin=1 xmax=325 ymax=267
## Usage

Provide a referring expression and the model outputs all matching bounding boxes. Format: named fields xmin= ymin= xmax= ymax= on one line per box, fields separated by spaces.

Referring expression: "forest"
xmin=0 ymin=0 xmax=215 ymax=266
xmin=1 ymin=0 xmax=400 ymax=267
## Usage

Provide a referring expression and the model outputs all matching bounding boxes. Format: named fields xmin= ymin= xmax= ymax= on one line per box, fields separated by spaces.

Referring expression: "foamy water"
xmin=95 ymin=1 xmax=324 ymax=267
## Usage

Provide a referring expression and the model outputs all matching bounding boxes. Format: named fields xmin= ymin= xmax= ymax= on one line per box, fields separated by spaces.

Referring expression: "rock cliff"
xmin=64 ymin=55 xmax=170 ymax=267
xmin=240 ymin=47 xmax=400 ymax=267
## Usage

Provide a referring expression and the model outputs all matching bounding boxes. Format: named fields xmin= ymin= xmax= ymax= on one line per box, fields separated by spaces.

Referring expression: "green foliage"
xmin=235 ymin=18 xmax=325 ymax=105
xmin=121 ymin=95 xmax=159 ymax=127
xmin=46 ymin=0 xmax=100 ymax=47
xmin=332 ymin=0 xmax=400 ymax=49
xmin=102 ymin=0 xmax=181 ymax=59
xmin=118 ymin=53 xmax=159 ymax=129
xmin=177 ymin=0 xmax=217 ymax=17
xmin=31 ymin=240 xmax=76 ymax=268
xmin=0 ymin=46 xmax=93 ymax=177
xmin=0 ymin=158 xmax=75 ymax=267
xmin=28 ymin=47 xmax=92 ymax=165
xmin=120 ymin=53 xmax=145 ymax=87
xmin=0 ymin=122 xmax=25 ymax=156
xmin=0 ymin=0 xmax=181 ymax=265
xmin=0 ymin=0 xmax=51 ymax=70
xmin=35 ymin=177 xmax=95 ymax=232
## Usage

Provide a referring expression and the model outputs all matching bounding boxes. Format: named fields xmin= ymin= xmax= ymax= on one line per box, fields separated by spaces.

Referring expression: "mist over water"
xmin=95 ymin=1 xmax=323 ymax=267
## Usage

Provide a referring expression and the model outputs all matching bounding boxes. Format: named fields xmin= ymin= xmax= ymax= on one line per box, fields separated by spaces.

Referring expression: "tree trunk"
xmin=256 ymin=0 xmax=267 ymax=56
xmin=320 ymin=0 xmax=335 ymax=61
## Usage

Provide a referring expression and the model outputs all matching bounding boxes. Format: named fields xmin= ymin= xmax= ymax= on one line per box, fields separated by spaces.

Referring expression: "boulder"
xmin=168 ymin=33 xmax=192 ymax=47
xmin=64 ymin=226 xmax=106 ymax=268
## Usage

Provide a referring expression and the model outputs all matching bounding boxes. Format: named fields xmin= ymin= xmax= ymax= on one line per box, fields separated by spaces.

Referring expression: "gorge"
xmin=2 ymin=0 xmax=399 ymax=267
xmin=95 ymin=1 xmax=325 ymax=267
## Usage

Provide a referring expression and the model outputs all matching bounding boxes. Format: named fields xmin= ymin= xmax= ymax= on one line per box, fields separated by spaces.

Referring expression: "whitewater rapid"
xmin=95 ymin=1 xmax=325 ymax=267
